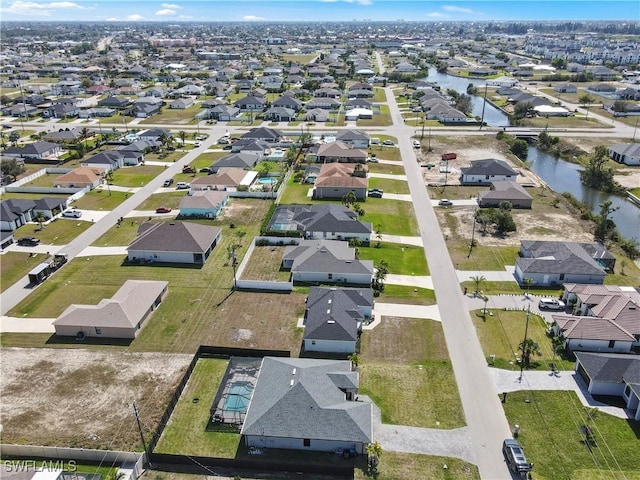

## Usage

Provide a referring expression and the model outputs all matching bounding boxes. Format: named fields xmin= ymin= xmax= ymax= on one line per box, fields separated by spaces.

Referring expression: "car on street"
xmin=163 ymin=178 xmax=174 ymax=187
xmin=438 ymin=199 xmax=453 ymax=206
xmin=195 ymin=135 xmax=206 ymax=141
xmin=17 ymin=237 xmax=40 ymax=246
xmin=368 ymin=188 xmax=384 ymax=198
xmin=502 ymin=438 xmax=532 ymax=476
xmin=155 ymin=207 xmax=172 ymax=213
xmin=538 ymin=298 xmax=566 ymax=311
xmin=194 ymin=141 xmax=201 ymax=147
xmin=413 ymin=140 xmax=421 ymax=148
xmin=61 ymin=209 xmax=82 ymax=218
xmin=2 ymin=124 xmax=12 ymax=129
xmin=218 ymin=137 xmax=229 ymax=144
xmin=382 ymin=140 xmax=395 ymax=146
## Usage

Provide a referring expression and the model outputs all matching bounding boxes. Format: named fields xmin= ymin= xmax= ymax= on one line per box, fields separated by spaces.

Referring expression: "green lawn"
xmin=368 ymin=177 xmax=410 ymax=194
xmin=449 ymin=245 xmax=520 ymax=271
xmin=471 ymin=309 xmax=574 ymax=371
xmin=154 ymin=357 xmax=241 ymax=458
xmin=140 ymin=105 xmax=201 ymax=125
xmin=278 ymin=174 xmax=314 ymax=205
xmin=503 ymin=391 xmax=640 ymax=480
xmin=109 ymin=165 xmax=165 ymax=188
xmin=357 ymin=104 xmax=392 ymax=127
xmin=91 ymin=217 xmax=154 ymax=247
xmin=355 ymin=452 xmax=479 ymax=480
xmin=135 ymin=192 xmax=190 ymax=212
xmin=629 ymin=188 xmax=640 ymax=197
xmin=12 ymin=217 xmax=93 ymax=245
xmin=72 ymin=189 xmax=130 ymax=211
xmin=367 ymin=162 xmax=406 ymax=175
xmin=378 ymin=285 xmax=437 ymax=305
xmin=358 ymin=243 xmax=428 ymax=275
xmin=0 ymin=252 xmax=47 ymax=292
xmin=361 ymin=200 xmax=418 ymax=236
xmin=280 ymin=53 xmax=318 ymax=64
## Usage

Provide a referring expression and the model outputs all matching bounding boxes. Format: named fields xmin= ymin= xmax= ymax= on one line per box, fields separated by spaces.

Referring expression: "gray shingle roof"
xmin=128 ymin=221 xmax=221 ymax=253
xmin=576 ymin=352 xmax=640 ymax=384
xmin=268 ymin=204 xmax=371 ymax=235
xmin=285 ymin=240 xmax=373 ymax=275
xmin=517 ymin=241 xmax=609 ymax=276
xmin=241 ymin=357 xmax=372 ymax=444
xmin=461 ymin=158 xmax=518 ymax=176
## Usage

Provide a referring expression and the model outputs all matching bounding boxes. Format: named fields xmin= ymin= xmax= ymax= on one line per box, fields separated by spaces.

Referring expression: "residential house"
xmin=0 ymin=199 xmax=36 ymax=231
xmin=78 ymin=107 xmax=116 ymax=119
xmin=305 ymin=108 xmax=330 ymax=123
xmin=574 ymin=352 xmax=640 ymax=421
xmin=2 ymin=104 xmax=39 ymax=117
xmin=1 ymin=230 xmax=15 ymax=250
xmin=33 ymin=197 xmax=67 ymax=220
xmin=127 ymin=221 xmax=222 ymax=265
xmin=80 ymin=151 xmax=125 ymax=171
xmin=168 ymin=98 xmax=194 ymax=109
xmin=179 ymin=191 xmax=229 ymax=219
xmin=344 ymin=108 xmax=374 ymax=121
xmin=43 ymin=103 xmax=80 ymax=119
xmin=335 ymin=129 xmax=369 ymax=149
xmin=554 ymin=84 xmax=578 ymax=93
xmin=345 ymin=98 xmax=373 ymax=110
xmin=97 ymin=96 xmax=131 ymax=109
xmin=313 ymin=141 xmax=367 ymax=164
xmin=515 ymin=240 xmax=614 ymax=286
xmin=203 ymin=105 xmax=240 ymax=121
xmin=210 ymin=153 xmax=260 ymax=173
xmin=190 ymin=167 xmax=255 ymax=192
xmin=306 ymin=98 xmax=341 ymax=110
xmin=138 ymin=129 xmax=171 ymax=142
xmin=234 ymin=95 xmax=268 ymax=112
xmin=263 ymin=107 xmax=296 ymax=122
xmin=303 ymin=287 xmax=374 ymax=354
xmin=239 ymin=127 xmax=284 ymax=144
xmin=240 ymin=357 xmax=373 ymax=453
xmin=608 ymin=143 xmax=640 ymax=166
xmin=126 ymin=99 xmax=162 ymax=118
xmin=478 ymin=181 xmax=533 ymax=208
xmin=3 ymin=141 xmax=61 ymax=161
xmin=53 ymin=280 xmax=168 ymax=339
xmin=272 ymin=95 xmax=303 ymax=111
xmin=54 ymin=167 xmax=105 ymax=189
xmin=267 ymin=204 xmax=372 ymax=244
xmin=460 ymin=159 xmax=519 ymax=185
xmin=314 ymin=163 xmax=368 ymax=201
xmin=283 ymin=239 xmax=374 ymax=285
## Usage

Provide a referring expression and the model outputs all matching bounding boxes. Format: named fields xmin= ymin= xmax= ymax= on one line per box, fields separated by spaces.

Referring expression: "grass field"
xmin=361 ymin=200 xmax=418 ymax=236
xmin=277 ymin=174 xmax=314 ymax=205
xmin=357 ymin=104 xmax=392 ymax=127
xmin=471 ymin=309 xmax=574 ymax=371
xmin=449 ymin=244 xmax=521 ymax=271
xmin=354 ymin=452 xmax=479 ymax=480
xmin=240 ymin=245 xmax=291 ymax=281
xmin=360 ymin=317 xmax=465 ymax=428
xmin=154 ymin=357 xmax=241 ymax=457
xmin=110 ymin=165 xmax=165 ymax=188
xmin=358 ymin=242 xmax=428 ymax=276
xmin=503 ymin=390 xmax=640 ymax=480
xmin=368 ymin=177 xmax=410 ymax=194
xmin=378 ymin=285 xmax=437 ymax=305
xmin=366 ymin=162 xmax=406 ymax=175
xmin=140 ymin=105 xmax=201 ymax=125
xmin=134 ymin=192 xmax=189 ymax=212
xmin=12 ymin=217 xmax=93 ymax=245
xmin=0 ymin=252 xmax=47 ymax=292
xmin=2 ymin=460 xmax=119 ymax=480
xmin=72 ymin=189 xmax=130 ymax=210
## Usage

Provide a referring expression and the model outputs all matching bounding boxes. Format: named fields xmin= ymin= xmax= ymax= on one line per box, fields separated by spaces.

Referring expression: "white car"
xmin=413 ymin=140 xmax=421 ymax=148
xmin=62 ymin=209 xmax=82 ymax=218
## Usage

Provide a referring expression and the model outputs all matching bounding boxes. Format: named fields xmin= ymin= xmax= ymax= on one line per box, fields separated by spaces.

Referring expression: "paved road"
xmin=385 ymin=87 xmax=514 ymax=479
xmin=0 ymin=131 xmax=225 ymax=315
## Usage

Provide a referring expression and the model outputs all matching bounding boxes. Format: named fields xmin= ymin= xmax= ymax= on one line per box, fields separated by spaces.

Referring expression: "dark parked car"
xmin=17 ymin=237 xmax=40 ymax=246
xmin=368 ymin=188 xmax=384 ymax=198
xmin=199 ymin=168 xmax=211 ymax=173
xmin=2 ymin=124 xmax=12 ymax=129
xmin=163 ymin=178 xmax=174 ymax=187
xmin=438 ymin=199 xmax=453 ymax=206
xmin=155 ymin=207 xmax=172 ymax=213
xmin=182 ymin=166 xmax=196 ymax=174
xmin=503 ymin=439 xmax=532 ymax=476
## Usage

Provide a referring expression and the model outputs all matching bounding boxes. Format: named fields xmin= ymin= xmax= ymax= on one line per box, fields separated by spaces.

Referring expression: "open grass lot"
xmin=1 ymin=192 xmax=70 ymax=202
xmin=110 ymin=165 xmax=165 ymax=188
xmin=135 ymin=192 xmax=189 ymax=212
xmin=358 ymin=242 xmax=428 ymax=275
xmin=72 ymin=189 xmax=129 ymax=210
xmin=366 ymin=162 xmax=405 ymax=175
xmin=360 ymin=317 xmax=465 ymax=429
xmin=357 ymin=105 xmax=392 ymax=127
xmin=91 ymin=216 xmax=157 ymax=246
xmin=523 ymin=115 xmax=611 ymax=129
xmin=428 ymin=185 xmax=486 ymax=201
xmin=361 ymin=200 xmax=418 ymax=236
xmin=240 ymin=245 xmax=291 ymax=281
xmin=503 ymin=390 xmax=640 ymax=480
xmin=145 ymin=150 xmax=187 ymax=163
xmin=378 ymin=285 xmax=437 ymax=305
xmin=368 ymin=177 xmax=409 ymax=194
xmin=449 ymin=242 xmax=519 ymax=271
xmin=155 ymin=357 xmax=241 ymax=458
xmin=471 ymin=309 xmax=574 ymax=371
xmin=278 ymin=174 xmax=314 ymax=205
xmin=280 ymin=53 xmax=318 ymax=64
xmin=141 ymin=105 xmax=201 ymax=125
xmin=0 ymin=252 xmax=46 ymax=292
xmin=191 ymin=151 xmax=227 ymax=169
xmin=355 ymin=452 xmax=479 ymax=480
xmin=369 ymin=143 xmax=402 ymax=162
xmin=12 ymin=217 xmax=93 ymax=245
xmin=20 ymin=172 xmax=64 ymax=187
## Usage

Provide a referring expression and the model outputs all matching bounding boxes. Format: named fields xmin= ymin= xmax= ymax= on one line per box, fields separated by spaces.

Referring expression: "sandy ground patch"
xmin=0 ymin=348 xmax=191 ymax=449
xmin=614 ymin=168 xmax=640 ymax=190
xmin=438 ymin=206 xmax=593 ymax=247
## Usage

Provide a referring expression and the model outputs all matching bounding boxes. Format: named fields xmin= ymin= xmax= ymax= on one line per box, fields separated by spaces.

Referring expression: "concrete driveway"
xmin=386 ymin=273 xmax=433 ymax=289
xmin=0 ymin=316 xmax=55 ymax=333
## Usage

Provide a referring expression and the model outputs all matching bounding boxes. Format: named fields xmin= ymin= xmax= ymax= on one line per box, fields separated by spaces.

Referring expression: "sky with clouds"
xmin=0 ymin=1 xmax=637 ymax=22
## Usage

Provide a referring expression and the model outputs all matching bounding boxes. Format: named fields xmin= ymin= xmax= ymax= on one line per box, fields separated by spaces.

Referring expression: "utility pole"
xmin=518 ymin=307 xmax=531 ymax=383
xmin=634 ymin=117 xmax=638 ymax=142
xmin=427 ymin=127 xmax=431 ymax=152
xmin=132 ymin=401 xmax=152 ymax=467
xmin=467 ymin=208 xmax=477 ymax=258
xmin=421 ymin=114 xmax=425 ymax=140
xmin=479 ymin=83 xmax=488 ymax=130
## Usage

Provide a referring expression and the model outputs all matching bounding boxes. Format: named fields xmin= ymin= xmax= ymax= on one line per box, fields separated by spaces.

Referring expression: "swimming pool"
xmin=224 ymin=382 xmax=253 ymax=412
xmin=257 ymin=177 xmax=278 ymax=184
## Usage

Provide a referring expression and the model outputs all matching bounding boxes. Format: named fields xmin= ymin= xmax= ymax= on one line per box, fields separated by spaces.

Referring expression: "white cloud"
xmin=426 ymin=12 xmax=447 ymax=18
xmin=126 ymin=14 xmax=144 ymax=21
xmin=442 ymin=5 xmax=474 ymax=14
xmin=178 ymin=14 xmax=193 ymax=19
xmin=242 ymin=15 xmax=265 ymax=21
xmin=344 ymin=0 xmax=373 ymax=5
xmin=161 ymin=2 xmax=181 ymax=9
xmin=155 ymin=8 xmax=176 ymax=16
xmin=0 ymin=1 xmax=88 ymax=16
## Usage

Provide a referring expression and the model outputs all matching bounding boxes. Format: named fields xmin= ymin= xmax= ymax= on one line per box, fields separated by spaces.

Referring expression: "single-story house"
xmin=169 ymin=98 xmax=194 ymax=109
xmin=263 ymin=107 xmax=296 ymax=122
xmin=179 ymin=191 xmax=229 ymax=218
xmin=138 ymin=128 xmax=171 ymax=142
xmin=344 ymin=108 xmax=373 ymax=121
xmin=477 ymin=181 xmax=533 ymax=209
xmin=554 ymin=84 xmax=577 ymax=93
xmin=460 ymin=159 xmax=519 ymax=185
xmin=305 ymin=108 xmax=329 ymax=122
xmin=0 ymin=198 xmax=36 ymax=231
xmin=53 ymin=167 xmax=105 ymax=189
xmin=313 ymin=141 xmax=367 ymax=164
xmin=53 ymin=280 xmax=168 ymax=339
xmin=1 ymin=230 xmax=15 ymax=250
xmin=190 ymin=168 xmax=255 ymax=192
xmin=314 ymin=163 xmax=368 ymax=201
xmin=127 ymin=221 xmax=222 ymax=265
xmin=608 ymin=143 xmax=640 ymax=166
xmin=574 ymin=352 xmax=640 ymax=421
xmin=234 ymin=95 xmax=267 ymax=112
xmin=211 ymin=152 xmax=260 ymax=173
xmin=267 ymin=204 xmax=372 ymax=244
xmin=80 ymin=151 xmax=125 ymax=171
xmin=241 ymin=357 xmax=373 ymax=453
xmin=44 ymin=128 xmax=84 ymax=143
xmin=515 ymin=240 xmax=614 ymax=286
xmin=2 ymin=141 xmax=61 ymax=160
xmin=239 ymin=126 xmax=284 ymax=143
xmin=303 ymin=287 xmax=374 ymax=354
xmin=33 ymin=197 xmax=68 ymax=219
xmin=335 ymin=129 xmax=370 ymax=149
xmin=283 ymin=239 xmax=374 ymax=285
xmin=533 ymin=105 xmax=572 ymax=117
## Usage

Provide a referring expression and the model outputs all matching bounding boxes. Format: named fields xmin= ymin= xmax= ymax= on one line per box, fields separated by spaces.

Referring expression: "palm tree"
xmin=178 ymin=130 xmax=186 ymax=146
xmin=518 ymin=338 xmax=541 ymax=368
xmin=366 ymin=441 xmax=383 ymax=470
xmin=522 ymin=277 xmax=533 ymax=298
xmin=579 ymin=93 xmax=595 ymax=120
xmin=373 ymin=260 xmax=389 ymax=293
xmin=482 ymin=295 xmax=489 ymax=316
xmin=342 ymin=190 xmax=357 ymax=209
xmin=347 ymin=353 xmax=360 ymax=369
xmin=470 ymin=275 xmax=486 ymax=296
xmin=34 ymin=212 xmax=46 ymax=230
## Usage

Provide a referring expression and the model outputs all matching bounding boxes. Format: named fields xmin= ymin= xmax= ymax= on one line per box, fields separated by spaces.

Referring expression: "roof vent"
xmin=290 ymin=379 xmax=295 ymax=387
xmin=292 ymin=368 xmax=296 ymax=375
xmin=328 ymin=299 xmax=332 ymax=304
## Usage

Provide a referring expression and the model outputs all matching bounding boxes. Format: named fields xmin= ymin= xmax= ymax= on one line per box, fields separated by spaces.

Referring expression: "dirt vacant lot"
xmin=0 ymin=348 xmax=191 ymax=449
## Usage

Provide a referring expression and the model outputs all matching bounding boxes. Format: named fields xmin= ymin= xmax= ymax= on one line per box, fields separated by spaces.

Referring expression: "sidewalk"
xmin=378 ymin=233 xmax=423 ymax=247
